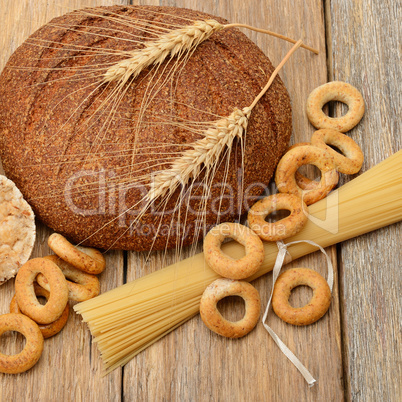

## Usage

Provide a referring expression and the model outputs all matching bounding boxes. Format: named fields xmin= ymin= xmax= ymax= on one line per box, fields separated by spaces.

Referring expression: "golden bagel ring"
xmin=0 ymin=313 xmax=44 ymax=374
xmin=248 ymin=194 xmax=308 ymax=241
xmin=306 ymin=81 xmax=365 ymax=132
xmin=203 ymin=223 xmax=264 ymax=280
xmin=275 ymin=145 xmax=339 ymax=205
xmin=10 ymin=283 xmax=69 ymax=339
xmin=15 ymin=258 xmax=69 ymax=324
xmin=311 ymin=129 xmax=364 ymax=174
xmin=48 ymin=233 xmax=105 ymax=275
xmin=287 ymin=143 xmax=318 ymax=190
xmin=200 ymin=279 xmax=261 ymax=338
xmin=272 ymin=268 xmax=331 ymax=326
xmin=76 ymin=246 xmax=106 ymax=274
xmin=37 ymin=255 xmax=100 ymax=302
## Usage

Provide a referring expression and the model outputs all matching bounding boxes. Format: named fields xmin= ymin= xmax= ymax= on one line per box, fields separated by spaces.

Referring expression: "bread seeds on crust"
xmin=0 ymin=175 xmax=35 ymax=284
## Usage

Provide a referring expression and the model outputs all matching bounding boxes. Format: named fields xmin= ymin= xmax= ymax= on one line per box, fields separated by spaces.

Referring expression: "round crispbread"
xmin=0 ymin=175 xmax=36 ymax=284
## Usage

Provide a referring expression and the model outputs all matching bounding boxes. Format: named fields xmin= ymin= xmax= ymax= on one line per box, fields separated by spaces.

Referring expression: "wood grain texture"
xmin=328 ymin=1 xmax=401 ymax=401
xmin=0 ymin=1 xmax=128 ymax=401
xmin=124 ymin=1 xmax=344 ymax=401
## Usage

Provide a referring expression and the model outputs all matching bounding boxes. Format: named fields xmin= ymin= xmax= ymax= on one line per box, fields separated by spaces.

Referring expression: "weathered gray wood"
xmin=0 ymin=1 xmax=127 ymax=401
xmin=124 ymin=1 xmax=344 ymax=401
xmin=328 ymin=0 xmax=401 ymax=400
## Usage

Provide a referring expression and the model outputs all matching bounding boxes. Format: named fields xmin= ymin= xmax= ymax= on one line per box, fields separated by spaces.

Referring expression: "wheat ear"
xmin=147 ymin=107 xmax=251 ymax=201
xmin=146 ymin=40 xmax=303 ymax=203
xmin=103 ymin=19 xmax=223 ymax=85
xmin=103 ymin=19 xmax=318 ymax=85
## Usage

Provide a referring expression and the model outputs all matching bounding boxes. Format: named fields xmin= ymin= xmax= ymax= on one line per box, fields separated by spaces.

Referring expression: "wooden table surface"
xmin=0 ymin=0 xmax=400 ymax=401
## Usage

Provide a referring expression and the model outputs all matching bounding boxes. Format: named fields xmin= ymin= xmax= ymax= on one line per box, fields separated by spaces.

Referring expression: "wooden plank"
xmin=124 ymin=1 xmax=344 ymax=400
xmin=328 ymin=1 xmax=402 ymax=401
xmin=0 ymin=1 xmax=128 ymax=400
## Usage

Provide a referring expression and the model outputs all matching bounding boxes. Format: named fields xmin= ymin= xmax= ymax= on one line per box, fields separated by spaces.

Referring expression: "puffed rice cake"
xmin=0 ymin=175 xmax=35 ymax=284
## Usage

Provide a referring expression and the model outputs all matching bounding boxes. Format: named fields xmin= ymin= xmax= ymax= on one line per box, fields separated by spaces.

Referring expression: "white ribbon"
xmin=261 ymin=240 xmax=334 ymax=387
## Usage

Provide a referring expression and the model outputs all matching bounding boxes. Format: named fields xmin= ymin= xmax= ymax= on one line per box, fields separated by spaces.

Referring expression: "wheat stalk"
xmin=103 ymin=19 xmax=224 ymax=85
xmin=103 ymin=19 xmax=318 ymax=85
xmin=147 ymin=107 xmax=251 ymax=201
xmin=146 ymin=40 xmax=303 ymax=203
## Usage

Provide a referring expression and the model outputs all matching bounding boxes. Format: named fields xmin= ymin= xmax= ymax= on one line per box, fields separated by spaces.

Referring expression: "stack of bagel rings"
xmin=270 ymin=82 xmax=364 ymax=326
xmin=275 ymin=81 xmax=365 ymax=206
xmin=201 ymin=81 xmax=365 ymax=335
xmin=0 ymin=233 xmax=105 ymax=374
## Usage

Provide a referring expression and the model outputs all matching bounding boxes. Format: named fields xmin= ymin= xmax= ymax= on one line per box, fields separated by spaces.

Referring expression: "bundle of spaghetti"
xmin=74 ymin=150 xmax=402 ymax=373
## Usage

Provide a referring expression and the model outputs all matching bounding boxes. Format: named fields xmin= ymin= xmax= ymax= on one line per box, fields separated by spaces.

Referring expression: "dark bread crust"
xmin=0 ymin=5 xmax=292 ymax=251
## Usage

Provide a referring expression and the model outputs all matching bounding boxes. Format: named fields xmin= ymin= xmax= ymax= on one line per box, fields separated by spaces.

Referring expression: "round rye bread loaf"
xmin=0 ymin=5 xmax=292 ymax=251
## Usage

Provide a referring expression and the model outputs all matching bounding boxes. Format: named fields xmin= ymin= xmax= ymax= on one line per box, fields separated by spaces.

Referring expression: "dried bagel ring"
xmin=15 ymin=258 xmax=68 ymax=324
xmin=295 ymin=171 xmax=317 ymax=190
xmin=48 ymin=233 xmax=105 ymax=275
xmin=248 ymin=194 xmax=308 ymax=241
xmin=10 ymin=283 xmax=69 ymax=339
xmin=200 ymin=279 xmax=261 ymax=338
xmin=76 ymin=246 xmax=105 ymax=274
xmin=287 ymin=143 xmax=319 ymax=190
xmin=306 ymin=81 xmax=365 ymax=132
xmin=203 ymin=223 xmax=264 ymax=280
xmin=275 ymin=145 xmax=339 ymax=205
xmin=311 ymin=129 xmax=364 ymax=174
xmin=0 ymin=313 xmax=44 ymax=374
xmin=272 ymin=268 xmax=331 ymax=326
xmin=37 ymin=255 xmax=100 ymax=302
